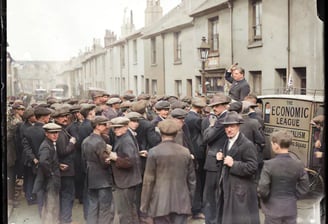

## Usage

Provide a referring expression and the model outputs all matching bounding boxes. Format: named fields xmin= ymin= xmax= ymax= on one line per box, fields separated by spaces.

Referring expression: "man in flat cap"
xmin=22 ymin=107 xmax=52 ymax=206
xmin=184 ymin=97 xmax=207 ymax=220
xmin=140 ymin=119 xmax=196 ymax=223
xmin=81 ymin=116 xmax=114 ymax=224
xmin=216 ymin=111 xmax=260 ymax=224
xmin=201 ymin=93 xmax=231 ymax=224
xmin=108 ymin=116 xmax=142 ymax=224
xmin=52 ymin=106 xmax=77 ymax=224
xmin=151 ymin=100 xmax=171 ymax=128
xmin=103 ymin=97 xmax=122 ymax=120
xmin=32 ymin=123 xmax=62 ymax=224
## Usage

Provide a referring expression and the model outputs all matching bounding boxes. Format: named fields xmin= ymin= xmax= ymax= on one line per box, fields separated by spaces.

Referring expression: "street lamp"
xmin=198 ymin=36 xmax=210 ymax=95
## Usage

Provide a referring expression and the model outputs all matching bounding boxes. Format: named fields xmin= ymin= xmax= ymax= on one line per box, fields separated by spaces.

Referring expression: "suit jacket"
xmin=217 ymin=132 xmax=260 ymax=224
xmin=140 ymin=140 xmax=196 ymax=217
xmin=81 ymin=133 xmax=113 ymax=189
xmin=185 ymin=110 xmax=206 ymax=159
xmin=225 ymin=71 xmax=250 ymax=101
xmin=258 ymin=153 xmax=309 ymax=218
xmin=135 ymin=118 xmax=161 ymax=151
xmin=111 ymin=131 xmax=142 ymax=188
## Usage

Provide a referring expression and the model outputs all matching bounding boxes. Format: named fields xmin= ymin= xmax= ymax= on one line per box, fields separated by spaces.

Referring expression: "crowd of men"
xmin=7 ymin=65 xmax=314 ymax=224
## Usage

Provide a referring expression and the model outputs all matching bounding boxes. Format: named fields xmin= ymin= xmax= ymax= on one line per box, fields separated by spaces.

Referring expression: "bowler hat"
xmin=110 ymin=117 xmax=130 ymax=127
xmin=208 ymin=94 xmax=231 ymax=107
xmin=171 ymin=108 xmax=188 ymax=119
xmin=154 ymin=101 xmax=170 ymax=110
xmin=43 ymin=123 xmax=62 ymax=133
xmin=221 ymin=111 xmax=244 ymax=125
xmin=158 ymin=119 xmax=180 ymax=135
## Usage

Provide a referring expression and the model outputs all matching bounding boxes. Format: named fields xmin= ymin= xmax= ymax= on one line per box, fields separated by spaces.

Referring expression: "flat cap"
xmin=102 ymin=92 xmax=110 ymax=97
xmin=67 ymin=98 xmax=79 ymax=105
xmin=34 ymin=107 xmax=52 ymax=116
xmin=171 ymin=101 xmax=186 ymax=110
xmin=80 ymin=104 xmax=96 ymax=117
xmin=43 ymin=123 xmax=62 ymax=133
xmin=22 ymin=108 xmax=35 ymax=120
xmin=52 ymin=106 xmax=70 ymax=118
xmin=91 ymin=91 xmax=104 ymax=99
xmin=13 ymin=99 xmax=24 ymax=105
xmin=191 ymin=97 xmax=207 ymax=108
xmin=47 ymin=97 xmax=59 ymax=105
xmin=125 ymin=112 xmax=142 ymax=121
xmin=91 ymin=116 xmax=109 ymax=128
xmin=137 ymin=93 xmax=150 ymax=101
xmin=171 ymin=108 xmax=188 ymax=119
xmin=154 ymin=100 xmax=170 ymax=110
xmin=241 ymin=101 xmax=258 ymax=114
xmin=221 ymin=111 xmax=244 ymax=125
xmin=12 ymin=103 xmax=25 ymax=110
xmin=110 ymin=117 xmax=130 ymax=127
xmin=122 ymin=94 xmax=136 ymax=101
xmin=229 ymin=101 xmax=243 ymax=113
xmin=158 ymin=119 xmax=180 ymax=135
xmin=106 ymin=97 xmax=122 ymax=105
xmin=69 ymin=104 xmax=81 ymax=113
xmin=208 ymin=94 xmax=231 ymax=107
xmin=120 ymin=101 xmax=132 ymax=109
xmin=130 ymin=100 xmax=148 ymax=114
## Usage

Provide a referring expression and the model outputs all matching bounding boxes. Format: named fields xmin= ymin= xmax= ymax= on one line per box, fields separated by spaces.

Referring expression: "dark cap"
xmin=69 ymin=104 xmax=81 ymax=113
xmin=47 ymin=97 xmax=58 ymax=105
xmin=91 ymin=116 xmax=109 ymax=128
xmin=154 ymin=101 xmax=170 ymax=110
xmin=43 ymin=123 xmax=62 ymax=133
xmin=12 ymin=103 xmax=25 ymax=110
xmin=137 ymin=93 xmax=150 ymax=101
xmin=80 ymin=104 xmax=96 ymax=118
xmin=67 ymin=98 xmax=79 ymax=105
xmin=125 ymin=112 xmax=142 ymax=121
xmin=52 ymin=106 xmax=71 ymax=118
xmin=158 ymin=119 xmax=180 ymax=135
xmin=34 ymin=107 xmax=52 ymax=116
xmin=22 ymin=108 xmax=35 ymax=120
xmin=171 ymin=108 xmax=188 ymax=119
xmin=106 ymin=97 xmax=122 ymax=105
xmin=130 ymin=100 xmax=148 ymax=114
xmin=171 ymin=101 xmax=186 ymax=110
xmin=191 ymin=97 xmax=207 ymax=108
xmin=208 ymin=94 xmax=231 ymax=107
xmin=110 ymin=117 xmax=130 ymax=127
xmin=222 ymin=111 xmax=244 ymax=125
xmin=122 ymin=94 xmax=136 ymax=101
xmin=228 ymin=101 xmax=243 ymax=113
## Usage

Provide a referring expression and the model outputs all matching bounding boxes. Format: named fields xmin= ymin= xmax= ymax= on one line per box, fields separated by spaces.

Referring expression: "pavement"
xmin=7 ymin=191 xmax=324 ymax=224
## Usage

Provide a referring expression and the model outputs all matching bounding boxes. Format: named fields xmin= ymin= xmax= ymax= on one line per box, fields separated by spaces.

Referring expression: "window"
xmin=121 ymin=45 xmax=125 ymax=68
xmin=175 ymin=80 xmax=182 ymax=97
xmin=275 ymin=68 xmax=287 ymax=93
xmin=151 ymin=79 xmax=157 ymax=95
xmin=249 ymin=0 xmax=262 ymax=43
xmin=208 ymin=17 xmax=219 ymax=52
xmin=133 ymin=40 xmax=137 ymax=64
xmin=151 ymin=38 xmax=156 ymax=64
xmin=249 ymin=71 xmax=262 ymax=95
xmin=174 ymin=32 xmax=182 ymax=62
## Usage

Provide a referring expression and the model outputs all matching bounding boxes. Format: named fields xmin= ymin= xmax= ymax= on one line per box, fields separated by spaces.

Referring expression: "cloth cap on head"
xmin=158 ymin=119 xmax=180 ymax=135
xmin=120 ymin=101 xmax=132 ymax=109
xmin=122 ymin=94 xmax=136 ymax=101
xmin=12 ymin=103 xmax=25 ymax=110
xmin=191 ymin=97 xmax=207 ymax=108
xmin=14 ymin=99 xmax=24 ymax=105
xmin=125 ymin=112 xmax=142 ymax=121
xmin=222 ymin=111 xmax=244 ymax=125
xmin=110 ymin=117 xmax=130 ymax=127
xmin=22 ymin=108 xmax=35 ymax=120
xmin=171 ymin=101 xmax=186 ymax=110
xmin=80 ymin=104 xmax=96 ymax=117
xmin=67 ymin=98 xmax=79 ymax=105
xmin=154 ymin=100 xmax=170 ymax=110
xmin=208 ymin=94 xmax=231 ymax=107
xmin=102 ymin=92 xmax=110 ymax=97
xmin=137 ymin=93 xmax=150 ymax=101
xmin=229 ymin=101 xmax=243 ymax=113
xmin=171 ymin=108 xmax=188 ymax=119
xmin=241 ymin=101 xmax=258 ymax=114
xmin=69 ymin=104 xmax=81 ymax=113
xmin=91 ymin=91 xmax=104 ymax=99
xmin=34 ymin=107 xmax=52 ymax=116
xmin=47 ymin=97 xmax=58 ymax=105
xmin=52 ymin=106 xmax=71 ymax=118
xmin=181 ymin=96 xmax=192 ymax=104
xmin=91 ymin=116 xmax=109 ymax=128
xmin=311 ymin=115 xmax=324 ymax=125
xmin=130 ymin=100 xmax=148 ymax=114
xmin=43 ymin=123 xmax=62 ymax=133
xmin=37 ymin=103 xmax=50 ymax=108
xmin=106 ymin=97 xmax=122 ymax=105
xmin=50 ymin=103 xmax=62 ymax=110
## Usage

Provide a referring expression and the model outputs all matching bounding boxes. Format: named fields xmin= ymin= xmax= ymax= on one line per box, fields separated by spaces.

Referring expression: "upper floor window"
xmin=133 ymin=40 xmax=137 ymax=64
xmin=208 ymin=17 xmax=219 ymax=52
xmin=174 ymin=32 xmax=182 ymax=63
xmin=120 ymin=45 xmax=125 ymax=68
xmin=250 ymin=0 xmax=262 ymax=42
xmin=151 ymin=37 xmax=156 ymax=64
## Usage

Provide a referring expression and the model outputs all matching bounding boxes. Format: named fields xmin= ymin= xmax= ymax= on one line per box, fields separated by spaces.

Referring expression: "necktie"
xmin=53 ymin=142 xmax=57 ymax=151
xmin=228 ymin=139 xmax=233 ymax=151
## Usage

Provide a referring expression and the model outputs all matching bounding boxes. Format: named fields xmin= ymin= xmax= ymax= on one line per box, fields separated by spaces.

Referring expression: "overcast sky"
xmin=7 ymin=0 xmax=181 ymax=61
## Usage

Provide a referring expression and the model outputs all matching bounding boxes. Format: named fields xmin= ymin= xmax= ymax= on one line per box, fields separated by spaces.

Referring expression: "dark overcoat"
xmin=225 ymin=71 xmax=250 ymax=101
xmin=140 ymin=140 xmax=196 ymax=217
xmin=217 ymin=133 xmax=260 ymax=224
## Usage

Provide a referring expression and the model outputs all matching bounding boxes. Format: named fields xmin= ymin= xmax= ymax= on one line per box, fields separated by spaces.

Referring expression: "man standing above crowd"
xmin=225 ymin=63 xmax=250 ymax=101
xmin=140 ymin=119 xmax=196 ymax=224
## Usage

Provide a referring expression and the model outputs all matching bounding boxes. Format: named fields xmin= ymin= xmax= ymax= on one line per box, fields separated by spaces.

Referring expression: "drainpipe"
xmin=126 ymin=39 xmax=130 ymax=93
xmin=287 ymin=0 xmax=291 ymax=91
xmin=228 ymin=0 xmax=233 ymax=64
xmin=161 ymin=33 xmax=166 ymax=95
